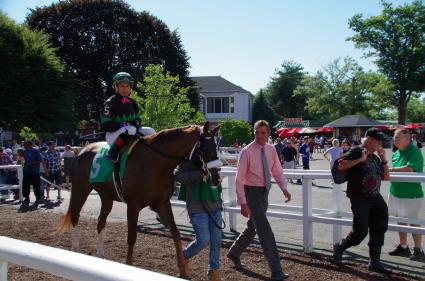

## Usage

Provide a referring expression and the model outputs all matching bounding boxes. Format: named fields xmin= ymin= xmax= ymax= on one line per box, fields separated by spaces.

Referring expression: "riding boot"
xmin=108 ymin=144 xmax=121 ymax=163
xmin=368 ymin=247 xmax=391 ymax=275
xmin=113 ymin=159 xmax=122 ymax=190
xmin=108 ymin=134 xmax=127 ymax=163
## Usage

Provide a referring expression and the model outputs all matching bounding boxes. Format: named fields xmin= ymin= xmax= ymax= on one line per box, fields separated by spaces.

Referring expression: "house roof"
xmin=324 ymin=115 xmax=384 ymax=128
xmin=191 ymin=76 xmax=251 ymax=95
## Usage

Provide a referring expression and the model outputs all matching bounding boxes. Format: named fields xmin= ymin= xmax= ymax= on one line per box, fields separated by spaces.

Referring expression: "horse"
xmin=57 ymin=122 xmax=221 ymax=278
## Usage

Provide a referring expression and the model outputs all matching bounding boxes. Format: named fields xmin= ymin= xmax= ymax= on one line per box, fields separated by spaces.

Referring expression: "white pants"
xmin=388 ymin=194 xmax=424 ymax=220
xmin=105 ymin=126 xmax=156 ymax=146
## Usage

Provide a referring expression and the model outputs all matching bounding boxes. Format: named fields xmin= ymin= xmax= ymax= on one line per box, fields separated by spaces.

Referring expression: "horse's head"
xmin=191 ymin=121 xmax=222 ymax=186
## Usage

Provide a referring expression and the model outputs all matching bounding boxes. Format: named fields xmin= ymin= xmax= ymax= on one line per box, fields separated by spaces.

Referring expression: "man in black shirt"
xmin=333 ymin=128 xmax=390 ymax=275
xmin=281 ymin=140 xmax=297 ymax=184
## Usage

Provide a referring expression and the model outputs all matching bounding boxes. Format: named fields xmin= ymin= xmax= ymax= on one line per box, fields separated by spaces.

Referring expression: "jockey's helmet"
xmin=112 ymin=72 xmax=134 ymax=88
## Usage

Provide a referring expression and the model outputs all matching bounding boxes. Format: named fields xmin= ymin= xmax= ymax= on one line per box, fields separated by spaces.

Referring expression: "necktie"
xmin=261 ymin=147 xmax=271 ymax=190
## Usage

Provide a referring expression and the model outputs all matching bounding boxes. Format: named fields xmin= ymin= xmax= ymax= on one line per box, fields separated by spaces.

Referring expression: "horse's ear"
xmin=211 ymin=125 xmax=221 ymax=136
xmin=203 ymin=121 xmax=210 ymax=134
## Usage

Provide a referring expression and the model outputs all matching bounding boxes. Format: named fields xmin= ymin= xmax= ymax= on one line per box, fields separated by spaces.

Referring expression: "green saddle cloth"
xmin=178 ymin=180 xmax=222 ymax=202
xmin=89 ymin=143 xmax=130 ymax=183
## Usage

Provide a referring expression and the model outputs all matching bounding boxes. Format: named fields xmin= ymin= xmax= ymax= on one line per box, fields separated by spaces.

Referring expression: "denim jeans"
xmin=184 ymin=208 xmax=222 ymax=271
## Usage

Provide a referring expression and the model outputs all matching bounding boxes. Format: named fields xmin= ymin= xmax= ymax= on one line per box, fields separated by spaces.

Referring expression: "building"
xmin=191 ymin=76 xmax=253 ymax=123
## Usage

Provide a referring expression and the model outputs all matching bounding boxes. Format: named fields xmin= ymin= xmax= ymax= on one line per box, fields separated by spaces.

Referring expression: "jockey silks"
xmin=100 ymin=94 xmax=141 ymax=132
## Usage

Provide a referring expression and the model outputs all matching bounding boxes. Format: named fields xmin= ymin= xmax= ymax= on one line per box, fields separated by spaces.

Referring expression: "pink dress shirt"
xmin=236 ymin=141 xmax=288 ymax=205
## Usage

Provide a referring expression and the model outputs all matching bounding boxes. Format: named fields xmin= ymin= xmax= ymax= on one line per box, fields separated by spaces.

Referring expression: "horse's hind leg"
xmin=126 ymin=203 xmax=141 ymax=265
xmin=156 ymin=201 xmax=188 ymax=278
xmin=96 ymin=197 xmax=113 ymax=258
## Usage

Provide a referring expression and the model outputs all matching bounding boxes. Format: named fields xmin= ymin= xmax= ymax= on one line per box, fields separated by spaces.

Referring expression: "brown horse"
xmin=57 ymin=122 xmax=221 ymax=278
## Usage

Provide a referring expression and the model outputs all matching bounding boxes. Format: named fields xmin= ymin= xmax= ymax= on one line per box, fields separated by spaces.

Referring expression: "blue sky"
xmin=0 ymin=0 xmax=412 ymax=94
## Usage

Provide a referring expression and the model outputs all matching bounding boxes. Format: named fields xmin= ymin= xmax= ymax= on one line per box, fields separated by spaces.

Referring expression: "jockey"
xmin=100 ymin=72 xmax=155 ymax=163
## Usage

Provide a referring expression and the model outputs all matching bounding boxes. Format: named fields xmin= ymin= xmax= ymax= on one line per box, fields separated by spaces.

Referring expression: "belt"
xmin=244 ymin=185 xmax=266 ymax=189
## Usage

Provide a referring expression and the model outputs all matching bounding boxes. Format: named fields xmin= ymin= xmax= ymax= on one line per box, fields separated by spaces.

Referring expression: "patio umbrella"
xmin=299 ymin=127 xmax=318 ymax=134
xmin=317 ymin=127 xmax=333 ymax=133
xmin=405 ymin=123 xmax=423 ymax=129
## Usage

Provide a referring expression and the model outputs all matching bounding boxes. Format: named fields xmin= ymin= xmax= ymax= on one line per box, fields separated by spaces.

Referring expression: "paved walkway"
xmin=2 ymin=148 xmax=425 ymax=277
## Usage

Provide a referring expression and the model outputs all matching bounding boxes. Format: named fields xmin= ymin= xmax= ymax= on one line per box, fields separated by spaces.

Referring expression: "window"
xmin=206 ymin=97 xmax=234 ymax=113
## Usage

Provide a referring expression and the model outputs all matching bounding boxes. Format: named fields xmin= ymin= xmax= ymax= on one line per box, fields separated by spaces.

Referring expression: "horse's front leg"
xmin=126 ymin=204 xmax=140 ymax=265
xmin=156 ymin=201 xmax=188 ymax=278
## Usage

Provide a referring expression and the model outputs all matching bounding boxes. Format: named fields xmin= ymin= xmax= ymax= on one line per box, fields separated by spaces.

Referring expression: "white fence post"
xmin=0 ymin=259 xmax=7 ymax=281
xmin=332 ymin=183 xmax=342 ymax=245
xmin=17 ymin=166 xmax=23 ymax=202
xmin=227 ymin=174 xmax=238 ymax=232
xmin=302 ymin=178 xmax=313 ymax=252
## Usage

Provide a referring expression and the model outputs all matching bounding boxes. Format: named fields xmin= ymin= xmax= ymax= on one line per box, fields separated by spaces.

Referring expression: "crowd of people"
xmin=0 ymin=139 xmax=76 ymax=204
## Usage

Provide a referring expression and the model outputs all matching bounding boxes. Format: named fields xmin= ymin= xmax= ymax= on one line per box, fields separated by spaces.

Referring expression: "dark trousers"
xmin=229 ymin=186 xmax=282 ymax=274
xmin=344 ymin=194 xmax=388 ymax=248
xmin=22 ymin=172 xmax=42 ymax=201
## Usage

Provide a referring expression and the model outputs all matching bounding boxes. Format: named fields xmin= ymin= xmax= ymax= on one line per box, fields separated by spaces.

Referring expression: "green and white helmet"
xmin=112 ymin=72 xmax=134 ymax=88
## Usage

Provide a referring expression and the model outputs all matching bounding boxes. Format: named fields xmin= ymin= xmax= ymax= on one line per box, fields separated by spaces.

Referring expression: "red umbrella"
xmin=405 ymin=123 xmax=423 ymax=129
xmin=317 ymin=127 xmax=333 ymax=133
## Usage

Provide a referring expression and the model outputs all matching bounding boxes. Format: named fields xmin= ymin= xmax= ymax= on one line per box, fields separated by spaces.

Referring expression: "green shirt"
xmin=390 ymin=143 xmax=424 ymax=198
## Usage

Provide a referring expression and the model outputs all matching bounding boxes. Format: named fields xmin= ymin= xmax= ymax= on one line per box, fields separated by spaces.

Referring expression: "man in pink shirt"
xmin=227 ymin=120 xmax=291 ymax=280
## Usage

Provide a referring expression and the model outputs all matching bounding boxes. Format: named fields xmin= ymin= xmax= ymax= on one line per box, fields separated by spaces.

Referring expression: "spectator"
xmin=333 ymin=128 xmax=390 ymax=274
xmin=233 ymin=139 xmax=240 ymax=149
xmin=11 ymin=139 xmax=22 ymax=161
xmin=388 ymin=129 xmax=425 ymax=261
xmin=0 ymin=147 xmax=14 ymax=199
xmin=43 ymin=141 xmax=64 ymax=201
xmin=227 ymin=120 xmax=291 ymax=281
xmin=324 ymin=139 xmax=342 ymax=169
xmin=308 ymin=137 xmax=315 ymax=160
xmin=174 ymin=160 xmax=223 ymax=280
xmin=297 ymin=136 xmax=311 ymax=184
xmin=281 ymin=140 xmax=298 ymax=184
xmin=22 ymin=141 xmax=43 ymax=205
xmin=411 ymin=134 xmax=422 ymax=148
xmin=274 ymin=138 xmax=285 ymax=163
xmin=62 ymin=145 xmax=75 ymax=190
xmin=341 ymin=139 xmax=351 ymax=154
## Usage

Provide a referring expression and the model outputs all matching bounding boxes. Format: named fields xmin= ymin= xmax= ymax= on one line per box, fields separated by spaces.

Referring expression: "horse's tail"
xmin=57 ymin=153 xmax=92 ymax=233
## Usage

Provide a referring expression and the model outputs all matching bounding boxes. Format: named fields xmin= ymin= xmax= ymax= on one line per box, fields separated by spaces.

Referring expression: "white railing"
xmin=171 ymin=167 xmax=425 ymax=253
xmin=0 ymin=236 xmax=182 ymax=281
xmin=0 ymin=165 xmax=23 ymax=202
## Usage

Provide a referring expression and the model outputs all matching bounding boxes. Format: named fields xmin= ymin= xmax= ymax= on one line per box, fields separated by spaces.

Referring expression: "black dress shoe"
xmin=226 ymin=252 xmax=243 ymax=270
xmin=271 ymin=271 xmax=289 ymax=280
xmin=368 ymin=262 xmax=391 ymax=275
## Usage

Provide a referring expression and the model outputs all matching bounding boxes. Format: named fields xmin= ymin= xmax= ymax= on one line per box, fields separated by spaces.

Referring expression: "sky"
xmin=0 ymin=0 xmax=413 ymax=94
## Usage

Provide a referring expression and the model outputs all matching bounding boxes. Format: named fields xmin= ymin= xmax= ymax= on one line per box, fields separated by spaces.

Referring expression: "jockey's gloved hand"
xmin=119 ymin=122 xmax=127 ymax=128
xmin=125 ymin=126 xmax=137 ymax=135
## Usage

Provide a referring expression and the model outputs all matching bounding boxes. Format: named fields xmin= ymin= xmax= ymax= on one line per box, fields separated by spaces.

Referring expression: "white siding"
xmin=202 ymin=92 xmax=252 ymax=122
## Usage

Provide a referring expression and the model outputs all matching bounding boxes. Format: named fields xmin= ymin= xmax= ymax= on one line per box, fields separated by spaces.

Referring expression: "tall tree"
xmin=348 ymin=0 xmax=425 ymax=124
xmin=296 ymin=57 xmax=392 ymax=120
xmin=132 ymin=64 xmax=204 ymax=131
xmin=252 ymin=89 xmax=277 ymax=126
xmin=0 ymin=13 xmax=74 ymax=132
xmin=26 ymin=0 xmax=195 ymax=121
xmin=264 ymin=61 xmax=306 ymax=119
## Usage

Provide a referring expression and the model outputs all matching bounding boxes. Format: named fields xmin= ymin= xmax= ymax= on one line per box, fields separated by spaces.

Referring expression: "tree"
xmin=406 ymin=96 xmax=425 ymax=123
xmin=0 ymin=13 xmax=75 ymax=132
xmin=348 ymin=0 xmax=425 ymax=124
xmin=26 ymin=0 xmax=196 ymax=121
xmin=219 ymin=119 xmax=252 ymax=146
xmin=295 ymin=57 xmax=392 ymax=120
xmin=252 ymin=89 xmax=277 ymax=126
xmin=19 ymin=127 xmax=37 ymax=141
xmin=264 ymin=61 xmax=307 ymax=119
xmin=132 ymin=64 xmax=204 ymax=131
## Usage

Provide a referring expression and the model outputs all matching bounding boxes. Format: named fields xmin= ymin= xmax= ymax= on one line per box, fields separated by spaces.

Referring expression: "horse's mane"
xmin=146 ymin=125 xmax=200 ymax=145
